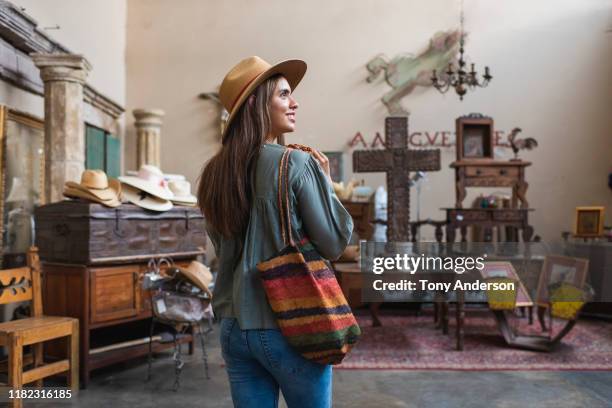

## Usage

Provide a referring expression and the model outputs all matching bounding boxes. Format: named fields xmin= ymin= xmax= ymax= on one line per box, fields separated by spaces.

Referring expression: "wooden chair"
xmin=0 ymin=247 xmax=78 ymax=407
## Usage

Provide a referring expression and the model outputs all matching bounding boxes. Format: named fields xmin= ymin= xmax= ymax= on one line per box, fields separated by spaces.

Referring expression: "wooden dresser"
xmin=42 ymin=260 xmax=196 ymax=387
xmin=35 ymin=201 xmax=207 ymax=387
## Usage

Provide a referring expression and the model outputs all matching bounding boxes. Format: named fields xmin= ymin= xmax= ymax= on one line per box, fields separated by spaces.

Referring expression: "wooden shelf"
xmin=88 ymin=334 xmax=193 ymax=372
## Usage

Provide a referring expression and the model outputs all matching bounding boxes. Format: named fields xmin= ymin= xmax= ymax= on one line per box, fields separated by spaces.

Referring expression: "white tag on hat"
xmin=156 ymin=298 xmax=167 ymax=314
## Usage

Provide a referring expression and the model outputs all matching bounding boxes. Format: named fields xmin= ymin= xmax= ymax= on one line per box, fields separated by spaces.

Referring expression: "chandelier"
xmin=431 ymin=0 xmax=492 ymax=100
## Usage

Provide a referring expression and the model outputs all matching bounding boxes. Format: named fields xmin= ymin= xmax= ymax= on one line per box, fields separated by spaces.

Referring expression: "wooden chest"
xmin=34 ymin=200 xmax=206 ymax=264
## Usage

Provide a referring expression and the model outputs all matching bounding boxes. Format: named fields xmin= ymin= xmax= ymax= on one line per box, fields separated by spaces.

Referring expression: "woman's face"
xmin=268 ymin=76 xmax=298 ymax=139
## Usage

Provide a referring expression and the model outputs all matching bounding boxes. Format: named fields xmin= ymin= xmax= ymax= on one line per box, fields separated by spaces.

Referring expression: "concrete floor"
xmin=27 ymin=323 xmax=612 ymax=408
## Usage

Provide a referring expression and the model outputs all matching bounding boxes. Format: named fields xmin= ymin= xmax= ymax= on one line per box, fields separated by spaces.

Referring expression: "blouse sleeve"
xmin=293 ymin=155 xmax=353 ymax=260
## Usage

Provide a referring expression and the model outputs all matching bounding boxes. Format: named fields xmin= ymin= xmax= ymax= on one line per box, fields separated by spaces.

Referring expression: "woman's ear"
xmin=248 ymin=95 xmax=256 ymax=106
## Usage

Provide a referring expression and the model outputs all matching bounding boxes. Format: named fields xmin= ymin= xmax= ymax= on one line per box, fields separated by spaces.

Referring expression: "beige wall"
xmin=126 ymin=0 xmax=612 ymax=242
xmin=8 ymin=0 xmax=127 ymax=171
xmin=16 ymin=0 xmax=127 ymax=106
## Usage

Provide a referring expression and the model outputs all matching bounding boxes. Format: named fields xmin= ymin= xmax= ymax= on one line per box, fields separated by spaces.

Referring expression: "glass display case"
xmin=0 ymin=107 xmax=45 ymax=268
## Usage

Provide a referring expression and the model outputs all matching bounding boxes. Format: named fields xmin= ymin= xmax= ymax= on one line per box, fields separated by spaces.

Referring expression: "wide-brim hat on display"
xmin=118 ymin=165 xmax=173 ymax=201
xmin=168 ymin=179 xmax=197 ymax=206
xmin=63 ymin=171 xmax=122 ymax=208
xmin=63 ymin=185 xmax=122 ymax=207
xmin=178 ymin=261 xmax=213 ymax=297
xmin=121 ymin=183 xmax=172 ymax=212
xmin=219 ymin=56 xmax=307 ymax=140
xmin=65 ymin=169 xmax=121 ymax=202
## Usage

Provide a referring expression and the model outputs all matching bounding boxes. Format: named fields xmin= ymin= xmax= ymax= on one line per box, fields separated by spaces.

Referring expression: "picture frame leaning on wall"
xmin=574 ymin=206 xmax=605 ymax=238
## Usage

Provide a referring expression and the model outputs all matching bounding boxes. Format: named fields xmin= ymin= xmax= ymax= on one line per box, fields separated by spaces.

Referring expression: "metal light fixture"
xmin=431 ymin=0 xmax=492 ymax=100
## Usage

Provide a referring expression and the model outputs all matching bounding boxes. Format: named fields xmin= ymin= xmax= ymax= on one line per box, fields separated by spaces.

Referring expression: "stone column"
xmin=133 ymin=109 xmax=164 ymax=168
xmin=31 ymin=53 xmax=91 ymax=203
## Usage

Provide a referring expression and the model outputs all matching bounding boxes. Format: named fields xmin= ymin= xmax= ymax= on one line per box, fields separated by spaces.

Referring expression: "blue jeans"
xmin=220 ymin=318 xmax=332 ymax=408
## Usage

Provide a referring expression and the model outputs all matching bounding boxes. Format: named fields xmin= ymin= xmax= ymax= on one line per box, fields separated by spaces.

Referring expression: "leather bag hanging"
xmin=257 ymin=148 xmax=361 ymax=365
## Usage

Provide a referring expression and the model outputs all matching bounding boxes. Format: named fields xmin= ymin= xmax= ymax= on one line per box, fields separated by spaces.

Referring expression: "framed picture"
xmin=463 ymin=131 xmax=484 ymax=157
xmin=480 ymin=262 xmax=533 ymax=307
xmin=535 ymin=255 xmax=589 ymax=306
xmin=456 ymin=114 xmax=494 ymax=161
xmin=574 ymin=206 xmax=604 ymax=237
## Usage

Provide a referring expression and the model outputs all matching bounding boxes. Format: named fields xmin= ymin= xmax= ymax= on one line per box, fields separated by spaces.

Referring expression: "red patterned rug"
xmin=336 ymin=309 xmax=612 ymax=370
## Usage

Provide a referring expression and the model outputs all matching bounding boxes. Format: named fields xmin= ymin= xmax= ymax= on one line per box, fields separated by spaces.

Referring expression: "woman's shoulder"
xmin=255 ymin=144 xmax=310 ymax=187
xmin=260 ymin=143 xmax=311 ymax=168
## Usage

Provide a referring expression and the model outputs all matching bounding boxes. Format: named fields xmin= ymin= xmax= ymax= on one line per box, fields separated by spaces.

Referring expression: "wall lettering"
xmin=350 ymin=130 xmax=512 ymax=149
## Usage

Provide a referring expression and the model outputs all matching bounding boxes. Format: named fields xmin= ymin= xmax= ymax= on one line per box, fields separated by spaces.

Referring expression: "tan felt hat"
xmin=219 ymin=56 xmax=306 ymax=140
xmin=65 ymin=169 xmax=121 ymax=202
xmin=178 ymin=261 xmax=213 ymax=297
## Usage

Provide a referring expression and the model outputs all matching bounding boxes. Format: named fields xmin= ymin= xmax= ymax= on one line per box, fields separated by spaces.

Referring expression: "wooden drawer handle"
xmin=475 ymin=169 xmax=482 ymax=175
xmin=500 ymin=169 xmax=507 ymax=175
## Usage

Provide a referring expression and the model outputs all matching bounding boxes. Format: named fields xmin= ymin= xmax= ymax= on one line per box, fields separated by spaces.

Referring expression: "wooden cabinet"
xmin=35 ymin=202 xmax=207 ymax=388
xmin=90 ymin=266 xmax=141 ymax=324
xmin=42 ymin=259 xmax=195 ymax=388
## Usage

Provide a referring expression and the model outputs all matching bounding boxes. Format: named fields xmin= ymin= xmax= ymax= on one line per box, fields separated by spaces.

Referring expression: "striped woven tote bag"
xmin=257 ymin=148 xmax=361 ymax=365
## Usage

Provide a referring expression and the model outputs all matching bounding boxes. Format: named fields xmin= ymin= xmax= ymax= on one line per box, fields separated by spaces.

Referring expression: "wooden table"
xmin=444 ymin=208 xmax=534 ymax=243
xmin=451 ymin=159 xmax=531 ymax=209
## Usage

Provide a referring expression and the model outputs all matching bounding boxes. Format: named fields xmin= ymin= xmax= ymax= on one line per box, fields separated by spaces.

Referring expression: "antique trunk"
xmin=34 ymin=200 xmax=206 ymax=264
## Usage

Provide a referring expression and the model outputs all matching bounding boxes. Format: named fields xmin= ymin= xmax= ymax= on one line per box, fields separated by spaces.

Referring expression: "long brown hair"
xmin=197 ymin=75 xmax=280 ymax=238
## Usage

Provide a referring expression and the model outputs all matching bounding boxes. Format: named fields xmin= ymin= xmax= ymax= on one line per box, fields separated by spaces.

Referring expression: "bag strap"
xmin=277 ymin=148 xmax=295 ymax=246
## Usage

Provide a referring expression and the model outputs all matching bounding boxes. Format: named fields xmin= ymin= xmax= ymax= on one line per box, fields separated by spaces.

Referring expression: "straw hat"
xmin=65 ymin=170 xmax=121 ymax=202
xmin=168 ymin=180 xmax=197 ymax=206
xmin=121 ymin=183 xmax=172 ymax=212
xmin=63 ymin=183 xmax=122 ymax=207
xmin=219 ymin=56 xmax=306 ymax=139
xmin=119 ymin=165 xmax=173 ymax=201
xmin=63 ymin=170 xmax=122 ymax=207
xmin=178 ymin=261 xmax=213 ymax=297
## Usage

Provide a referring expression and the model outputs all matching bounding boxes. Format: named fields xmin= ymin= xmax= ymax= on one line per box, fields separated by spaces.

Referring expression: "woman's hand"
xmin=311 ymin=149 xmax=332 ymax=184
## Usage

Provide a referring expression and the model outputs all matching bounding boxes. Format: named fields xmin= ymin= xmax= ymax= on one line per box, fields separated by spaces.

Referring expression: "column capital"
xmin=133 ymin=109 xmax=165 ymax=128
xmin=31 ymin=53 xmax=92 ymax=84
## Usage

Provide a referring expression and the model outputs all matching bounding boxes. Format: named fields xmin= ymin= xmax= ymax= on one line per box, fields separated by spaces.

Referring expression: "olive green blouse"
xmin=205 ymin=143 xmax=353 ymax=329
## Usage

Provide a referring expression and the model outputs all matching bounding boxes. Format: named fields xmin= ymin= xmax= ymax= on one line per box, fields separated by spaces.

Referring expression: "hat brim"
xmin=170 ymin=194 xmax=197 ymax=205
xmin=118 ymin=176 xmax=173 ymax=200
xmin=121 ymin=184 xmax=173 ymax=212
xmin=172 ymin=201 xmax=197 ymax=207
xmin=222 ymin=59 xmax=307 ymax=140
xmin=63 ymin=187 xmax=121 ymax=208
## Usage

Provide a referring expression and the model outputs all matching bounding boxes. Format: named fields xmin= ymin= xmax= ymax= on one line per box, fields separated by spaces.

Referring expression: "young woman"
xmin=197 ymin=56 xmax=353 ymax=407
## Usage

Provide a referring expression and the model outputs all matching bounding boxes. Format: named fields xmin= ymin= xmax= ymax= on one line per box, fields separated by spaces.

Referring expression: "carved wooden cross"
xmin=353 ymin=117 xmax=441 ymax=241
